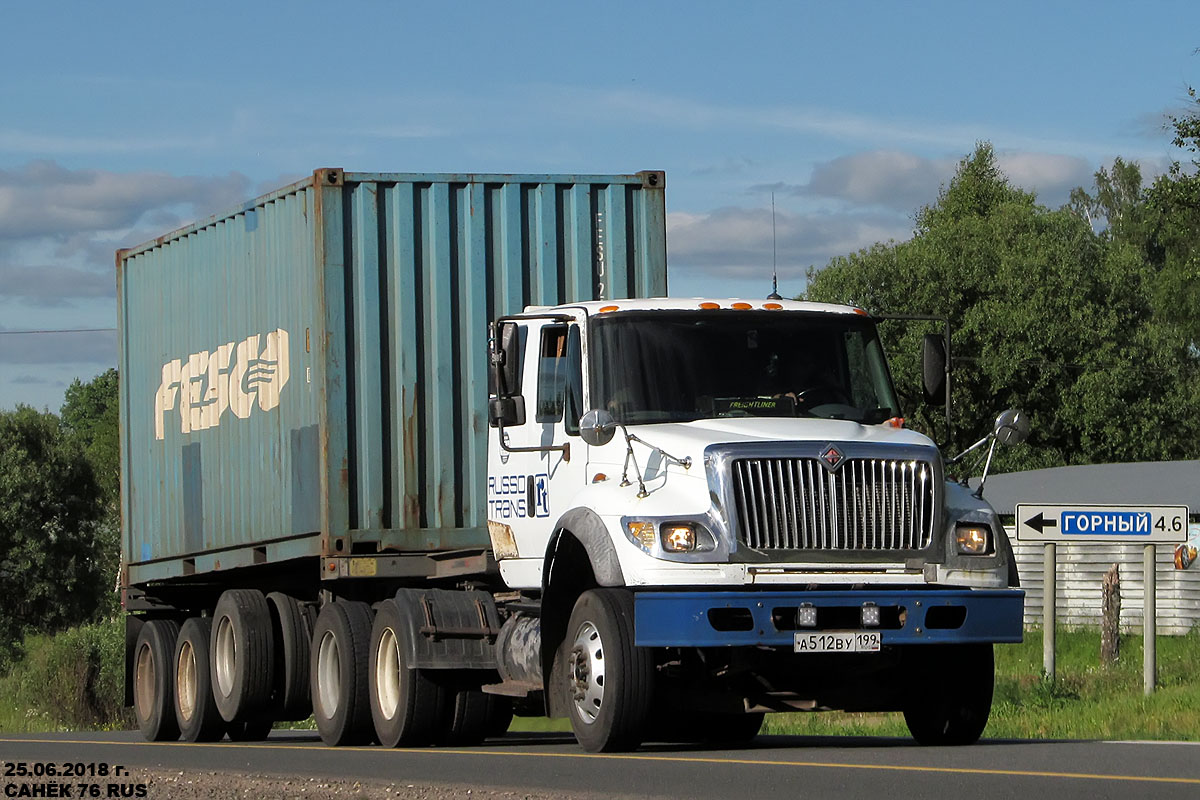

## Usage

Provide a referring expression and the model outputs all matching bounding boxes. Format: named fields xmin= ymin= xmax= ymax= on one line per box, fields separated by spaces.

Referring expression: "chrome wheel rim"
xmin=317 ymin=630 xmax=341 ymax=717
xmin=568 ymin=620 xmax=605 ymax=724
xmin=176 ymin=640 xmax=197 ymax=722
xmin=214 ymin=616 xmax=236 ymax=699
xmin=374 ymin=627 xmax=401 ymax=720
xmin=134 ymin=641 xmax=155 ymax=721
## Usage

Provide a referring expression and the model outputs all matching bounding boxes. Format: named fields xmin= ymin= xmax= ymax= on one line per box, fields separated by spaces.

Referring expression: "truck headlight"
xmin=955 ymin=524 xmax=992 ymax=555
xmin=626 ymin=521 xmax=657 ymax=551
xmin=661 ymin=523 xmax=697 ymax=552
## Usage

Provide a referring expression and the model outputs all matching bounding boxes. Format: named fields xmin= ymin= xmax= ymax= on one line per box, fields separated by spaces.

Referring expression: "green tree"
xmin=60 ymin=368 xmax=120 ymax=507
xmin=0 ymin=406 xmax=110 ymax=667
xmin=807 ymin=143 xmax=1200 ymax=473
xmin=1068 ymin=157 xmax=1146 ymax=239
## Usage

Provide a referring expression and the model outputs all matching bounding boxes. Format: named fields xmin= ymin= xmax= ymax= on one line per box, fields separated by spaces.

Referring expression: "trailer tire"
xmin=368 ymin=599 xmax=444 ymax=747
xmin=903 ymin=643 xmax=994 ymax=746
xmin=211 ymin=589 xmax=275 ymax=723
xmin=266 ymin=592 xmax=313 ymax=720
xmin=485 ymin=695 xmax=514 ymax=738
xmin=312 ymin=600 xmax=375 ymax=746
xmin=226 ymin=716 xmax=274 ymax=741
xmin=133 ymin=619 xmax=180 ymax=741
xmin=173 ymin=617 xmax=225 ymax=742
xmin=558 ymin=589 xmax=652 ymax=753
xmin=438 ymin=680 xmax=491 ymax=746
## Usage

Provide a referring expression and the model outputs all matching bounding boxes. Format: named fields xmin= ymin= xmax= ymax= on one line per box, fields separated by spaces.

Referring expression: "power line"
xmin=0 ymin=328 xmax=116 ymax=335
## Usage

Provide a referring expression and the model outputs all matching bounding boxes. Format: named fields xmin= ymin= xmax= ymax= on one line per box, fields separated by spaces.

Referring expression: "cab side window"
xmin=535 ymin=325 xmax=583 ymax=434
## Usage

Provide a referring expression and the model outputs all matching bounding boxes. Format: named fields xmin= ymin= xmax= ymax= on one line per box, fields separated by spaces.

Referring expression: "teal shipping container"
xmin=118 ymin=168 xmax=667 ymax=588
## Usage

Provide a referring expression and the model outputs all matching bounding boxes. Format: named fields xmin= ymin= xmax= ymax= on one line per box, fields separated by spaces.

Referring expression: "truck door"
xmin=487 ymin=315 xmax=588 ymax=587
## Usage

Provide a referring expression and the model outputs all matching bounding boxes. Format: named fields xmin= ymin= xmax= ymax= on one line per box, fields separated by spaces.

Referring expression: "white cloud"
xmin=750 ymin=151 xmax=957 ymax=212
xmin=667 ymin=206 xmax=911 ymax=282
xmin=0 ymin=265 xmax=114 ymax=305
xmin=0 ymin=129 xmax=216 ymax=156
xmin=749 ymin=149 xmax=1108 ymax=212
xmin=993 ymin=152 xmax=1093 ymax=207
xmin=0 ymin=161 xmax=251 ymax=240
xmin=0 ymin=328 xmax=116 ymax=366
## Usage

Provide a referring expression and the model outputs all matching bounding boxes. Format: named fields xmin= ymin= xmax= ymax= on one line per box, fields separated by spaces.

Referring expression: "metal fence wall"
xmin=1012 ymin=535 xmax=1200 ymax=635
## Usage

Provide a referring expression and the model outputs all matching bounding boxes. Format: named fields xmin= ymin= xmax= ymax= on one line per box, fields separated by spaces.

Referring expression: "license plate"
xmin=793 ymin=631 xmax=881 ymax=653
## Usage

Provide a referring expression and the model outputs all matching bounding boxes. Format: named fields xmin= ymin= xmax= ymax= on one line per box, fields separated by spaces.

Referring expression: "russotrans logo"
xmin=487 ymin=473 xmax=550 ymax=519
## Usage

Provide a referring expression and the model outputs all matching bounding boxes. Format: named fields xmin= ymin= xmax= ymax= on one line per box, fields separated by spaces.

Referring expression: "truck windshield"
xmin=589 ymin=311 xmax=901 ymax=425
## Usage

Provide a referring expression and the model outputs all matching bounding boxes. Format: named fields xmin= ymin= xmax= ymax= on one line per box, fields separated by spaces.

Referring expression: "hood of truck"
xmin=589 ymin=416 xmax=938 ymax=475
xmin=638 ymin=416 xmax=932 ymax=450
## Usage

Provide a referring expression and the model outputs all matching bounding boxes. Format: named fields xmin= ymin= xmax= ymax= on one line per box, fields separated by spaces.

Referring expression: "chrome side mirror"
xmin=993 ymin=408 xmax=1030 ymax=446
xmin=579 ymin=408 xmax=617 ymax=447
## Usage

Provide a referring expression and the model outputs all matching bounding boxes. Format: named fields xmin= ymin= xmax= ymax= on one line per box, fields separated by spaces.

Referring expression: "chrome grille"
xmin=731 ymin=457 xmax=936 ymax=551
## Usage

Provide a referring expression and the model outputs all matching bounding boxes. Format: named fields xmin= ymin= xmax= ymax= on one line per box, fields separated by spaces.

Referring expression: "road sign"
xmin=1015 ymin=503 xmax=1189 ymax=543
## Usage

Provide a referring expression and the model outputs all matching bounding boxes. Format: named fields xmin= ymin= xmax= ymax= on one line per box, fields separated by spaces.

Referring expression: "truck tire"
xmin=368 ymin=598 xmax=444 ymax=747
xmin=133 ymin=619 xmax=180 ymax=741
xmin=903 ymin=643 xmax=994 ymax=745
xmin=210 ymin=589 xmax=275 ymax=723
xmin=266 ymin=592 xmax=313 ymax=720
xmin=558 ymin=589 xmax=653 ymax=752
xmin=173 ymin=617 xmax=225 ymax=742
xmin=312 ymin=600 xmax=375 ymax=746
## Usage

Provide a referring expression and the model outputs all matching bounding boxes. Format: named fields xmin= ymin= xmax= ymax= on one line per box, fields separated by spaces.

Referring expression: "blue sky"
xmin=1 ymin=0 xmax=1197 ymax=410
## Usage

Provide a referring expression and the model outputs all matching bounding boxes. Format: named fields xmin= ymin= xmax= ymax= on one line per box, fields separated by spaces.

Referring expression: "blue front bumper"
xmin=634 ymin=588 xmax=1025 ymax=647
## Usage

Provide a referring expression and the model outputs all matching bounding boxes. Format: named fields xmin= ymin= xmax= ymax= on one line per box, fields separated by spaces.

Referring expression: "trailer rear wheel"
xmin=133 ymin=619 xmax=180 ymax=741
xmin=903 ymin=643 xmax=994 ymax=745
xmin=226 ymin=717 xmax=274 ymax=741
xmin=368 ymin=599 xmax=444 ymax=747
xmin=174 ymin=617 xmax=225 ymax=742
xmin=211 ymin=589 xmax=275 ymax=723
xmin=312 ymin=600 xmax=375 ymax=746
xmin=485 ymin=694 xmax=514 ymax=738
xmin=266 ymin=592 xmax=313 ymax=720
xmin=558 ymin=589 xmax=653 ymax=753
xmin=438 ymin=681 xmax=491 ymax=745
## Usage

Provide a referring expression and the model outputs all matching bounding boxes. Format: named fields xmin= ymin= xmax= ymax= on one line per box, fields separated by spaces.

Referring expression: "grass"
xmin=0 ymin=617 xmax=131 ymax=733
xmin=764 ymin=628 xmax=1200 ymax=740
xmin=4 ymin=622 xmax=1199 ymax=741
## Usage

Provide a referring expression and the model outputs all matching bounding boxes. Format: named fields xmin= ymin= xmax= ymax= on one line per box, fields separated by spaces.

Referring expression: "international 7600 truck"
xmin=120 ymin=168 xmax=1024 ymax=752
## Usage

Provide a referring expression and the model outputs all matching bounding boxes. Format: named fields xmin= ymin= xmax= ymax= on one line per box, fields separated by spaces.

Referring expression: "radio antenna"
xmin=767 ymin=192 xmax=782 ymax=300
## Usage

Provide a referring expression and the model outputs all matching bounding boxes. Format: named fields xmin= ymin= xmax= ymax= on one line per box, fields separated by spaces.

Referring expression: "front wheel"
xmin=557 ymin=589 xmax=653 ymax=753
xmin=902 ymin=643 xmax=994 ymax=746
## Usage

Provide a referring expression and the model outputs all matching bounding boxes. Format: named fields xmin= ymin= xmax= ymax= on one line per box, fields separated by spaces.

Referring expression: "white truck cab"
xmin=486 ymin=298 xmax=1024 ymax=751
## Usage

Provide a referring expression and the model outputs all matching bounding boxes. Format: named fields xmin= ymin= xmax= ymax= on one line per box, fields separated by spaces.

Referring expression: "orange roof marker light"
xmin=853 ymin=307 xmax=870 ymax=316
xmin=885 ymin=417 xmax=905 ymax=429
xmin=598 ymin=305 xmax=620 ymax=313
xmin=731 ymin=302 xmax=753 ymax=310
xmin=763 ymin=302 xmax=783 ymax=310
xmin=699 ymin=302 xmax=721 ymax=310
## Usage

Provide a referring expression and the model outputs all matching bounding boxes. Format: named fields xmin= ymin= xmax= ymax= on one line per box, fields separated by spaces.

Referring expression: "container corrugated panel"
xmin=119 ymin=169 xmax=667 ymax=586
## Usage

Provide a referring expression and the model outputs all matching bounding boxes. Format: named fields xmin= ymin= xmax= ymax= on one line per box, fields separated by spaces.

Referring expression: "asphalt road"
xmin=3 ymin=730 xmax=1200 ymax=800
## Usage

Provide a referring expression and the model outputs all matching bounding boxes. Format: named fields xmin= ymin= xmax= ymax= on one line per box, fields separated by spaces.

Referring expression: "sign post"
xmin=1043 ymin=542 xmax=1056 ymax=679
xmin=1145 ymin=544 xmax=1155 ymax=696
xmin=1016 ymin=504 xmax=1188 ymax=695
